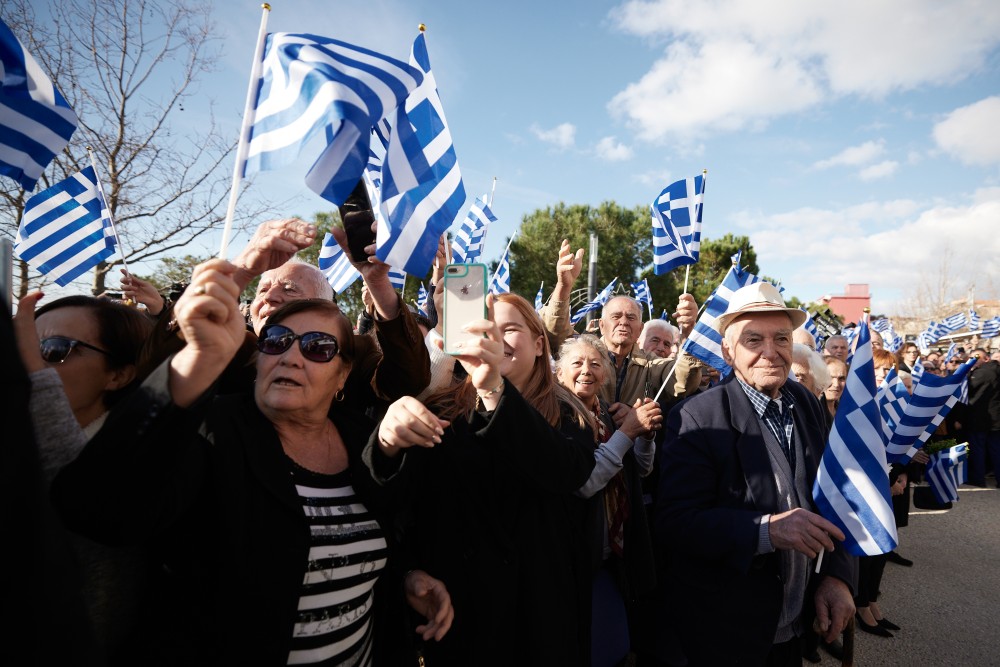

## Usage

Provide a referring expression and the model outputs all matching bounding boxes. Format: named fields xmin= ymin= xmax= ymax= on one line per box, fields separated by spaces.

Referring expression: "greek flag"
xmin=376 ymin=31 xmax=466 ymax=276
xmin=968 ymin=309 xmax=982 ymax=332
xmin=925 ymin=444 xmax=968 ymax=504
xmin=917 ymin=330 xmax=934 ymax=354
xmin=387 ymin=266 xmax=406 ymax=291
xmin=885 ymin=359 xmax=975 ymax=463
xmin=944 ymin=343 xmax=957 ymax=364
xmin=911 ymin=357 xmax=925 ymax=385
xmin=14 ymin=167 xmax=116 ymax=286
xmin=451 ymin=195 xmax=496 ymax=264
xmin=317 ymin=232 xmax=360 ymax=294
xmin=876 ymin=368 xmax=909 ymax=441
xmin=241 ymin=32 xmax=423 ymax=206
xmin=534 ymin=282 xmax=544 ymax=311
xmin=489 ymin=244 xmax=511 ymax=295
xmin=0 ymin=19 xmax=78 ymax=191
xmin=570 ymin=277 xmax=618 ymax=326
xmin=812 ymin=324 xmax=898 ymax=557
xmin=631 ymin=279 xmax=653 ymax=318
xmin=940 ymin=312 xmax=967 ymax=333
xmin=660 ymin=309 xmax=668 ymax=320
xmin=651 ymin=173 xmax=706 ymax=275
xmin=416 ymin=282 xmax=428 ymax=317
xmin=801 ymin=308 xmax=821 ymax=352
xmin=843 ymin=326 xmax=860 ymax=367
xmin=980 ymin=317 xmax=1000 ymax=339
xmin=681 ymin=253 xmax=763 ymax=373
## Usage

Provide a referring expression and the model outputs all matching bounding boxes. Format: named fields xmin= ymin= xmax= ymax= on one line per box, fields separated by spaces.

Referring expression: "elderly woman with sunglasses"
xmin=13 ymin=291 xmax=154 ymax=659
xmin=52 ymin=260 xmax=452 ymax=666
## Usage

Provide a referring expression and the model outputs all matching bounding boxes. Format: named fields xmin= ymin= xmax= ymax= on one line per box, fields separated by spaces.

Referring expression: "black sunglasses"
xmin=258 ymin=324 xmax=340 ymax=363
xmin=40 ymin=336 xmax=111 ymax=364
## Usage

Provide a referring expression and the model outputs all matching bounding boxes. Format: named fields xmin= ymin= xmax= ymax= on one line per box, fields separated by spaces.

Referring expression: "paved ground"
xmin=815 ymin=478 xmax=1000 ymax=666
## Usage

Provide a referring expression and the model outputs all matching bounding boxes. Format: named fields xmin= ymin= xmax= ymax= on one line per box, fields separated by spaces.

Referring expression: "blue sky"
xmin=66 ymin=0 xmax=1000 ymax=312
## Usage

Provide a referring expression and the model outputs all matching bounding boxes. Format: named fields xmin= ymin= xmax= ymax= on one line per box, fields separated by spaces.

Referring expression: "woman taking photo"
xmin=369 ymin=293 xmax=596 ymax=666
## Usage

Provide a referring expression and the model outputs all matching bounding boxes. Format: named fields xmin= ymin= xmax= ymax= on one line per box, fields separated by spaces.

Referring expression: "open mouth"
xmin=272 ymin=377 xmax=302 ymax=387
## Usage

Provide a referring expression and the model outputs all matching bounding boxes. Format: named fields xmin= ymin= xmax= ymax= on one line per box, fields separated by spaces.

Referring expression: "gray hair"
xmin=793 ymin=343 xmax=831 ymax=392
xmin=639 ymin=319 xmax=677 ymax=346
xmin=556 ymin=334 xmax=615 ymax=386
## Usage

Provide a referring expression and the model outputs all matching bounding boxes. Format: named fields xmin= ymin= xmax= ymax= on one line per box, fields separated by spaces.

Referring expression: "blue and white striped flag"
xmin=660 ymin=309 xmax=668 ymax=321
xmin=631 ymin=278 xmax=653 ymax=319
xmin=387 ymin=266 xmax=406 ymax=291
xmin=415 ymin=282 xmax=429 ymax=317
xmin=317 ymin=232 xmax=361 ymax=294
xmin=812 ymin=324 xmax=898 ymax=557
xmin=376 ymin=31 xmax=466 ymax=276
xmin=876 ymin=368 xmax=909 ymax=442
xmin=801 ymin=308 xmax=821 ymax=352
xmin=940 ymin=312 xmax=967 ymax=333
xmin=14 ymin=166 xmax=116 ymax=286
xmin=534 ymin=282 xmax=544 ymax=311
xmin=944 ymin=343 xmax=957 ymax=364
xmin=680 ymin=254 xmax=763 ymax=374
xmin=451 ymin=195 xmax=496 ymax=264
xmin=489 ymin=244 xmax=511 ymax=295
xmin=911 ymin=357 xmax=925 ymax=385
xmin=885 ymin=359 xmax=975 ymax=463
xmin=651 ymin=173 xmax=706 ymax=275
xmin=843 ymin=326 xmax=860 ymax=367
xmin=925 ymin=444 xmax=968 ymax=504
xmin=981 ymin=317 xmax=1000 ymax=339
xmin=241 ymin=33 xmax=422 ymax=206
xmin=0 ymin=19 xmax=78 ymax=191
xmin=968 ymin=310 xmax=982 ymax=332
xmin=570 ymin=277 xmax=618 ymax=326
xmin=916 ymin=329 xmax=934 ymax=354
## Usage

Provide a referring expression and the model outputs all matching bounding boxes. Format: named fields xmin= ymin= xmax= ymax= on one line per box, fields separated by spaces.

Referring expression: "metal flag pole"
xmin=87 ymin=147 xmax=132 ymax=280
xmin=218 ymin=3 xmax=271 ymax=260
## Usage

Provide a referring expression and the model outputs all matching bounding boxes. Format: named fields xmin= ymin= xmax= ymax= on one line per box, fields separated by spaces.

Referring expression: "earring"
xmin=335 ymin=390 xmax=345 ymax=402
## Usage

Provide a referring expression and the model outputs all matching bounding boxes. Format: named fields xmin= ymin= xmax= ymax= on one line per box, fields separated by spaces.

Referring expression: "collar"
xmin=736 ymin=376 xmax=797 ymax=418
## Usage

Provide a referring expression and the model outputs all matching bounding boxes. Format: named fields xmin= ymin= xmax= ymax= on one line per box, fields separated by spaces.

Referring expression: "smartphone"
xmin=338 ymin=178 xmax=376 ymax=263
xmin=442 ymin=263 xmax=488 ymax=355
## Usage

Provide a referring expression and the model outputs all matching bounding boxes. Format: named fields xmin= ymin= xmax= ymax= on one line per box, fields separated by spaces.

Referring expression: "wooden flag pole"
xmin=218 ymin=3 xmax=271 ymax=260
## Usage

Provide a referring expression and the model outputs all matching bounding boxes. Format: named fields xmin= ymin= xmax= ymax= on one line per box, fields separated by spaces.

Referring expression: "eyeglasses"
xmin=257 ymin=324 xmax=340 ymax=363
xmin=39 ymin=336 xmax=110 ymax=364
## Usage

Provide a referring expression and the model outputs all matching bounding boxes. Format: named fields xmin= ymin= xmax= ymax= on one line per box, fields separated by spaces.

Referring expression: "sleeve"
xmin=633 ymin=434 xmax=655 ymax=477
xmin=28 ymin=368 xmax=91 ymax=484
xmin=576 ymin=430 xmax=631 ymax=498
xmin=365 ymin=295 xmax=432 ymax=402
xmin=50 ymin=358 xmax=214 ymax=546
xmin=539 ymin=296 xmax=574 ymax=352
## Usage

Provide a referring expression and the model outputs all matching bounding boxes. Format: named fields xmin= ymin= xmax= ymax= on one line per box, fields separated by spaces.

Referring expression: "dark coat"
xmin=51 ymin=360 xmax=399 ymax=665
xmin=365 ymin=381 xmax=596 ymax=667
xmin=654 ymin=375 xmax=855 ymax=666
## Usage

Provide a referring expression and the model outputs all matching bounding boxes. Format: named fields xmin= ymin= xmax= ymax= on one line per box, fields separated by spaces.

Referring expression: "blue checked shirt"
xmin=736 ymin=377 xmax=797 ymax=470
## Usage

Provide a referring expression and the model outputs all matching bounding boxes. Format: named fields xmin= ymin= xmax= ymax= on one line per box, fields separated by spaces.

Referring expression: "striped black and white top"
xmin=286 ymin=464 xmax=388 ymax=666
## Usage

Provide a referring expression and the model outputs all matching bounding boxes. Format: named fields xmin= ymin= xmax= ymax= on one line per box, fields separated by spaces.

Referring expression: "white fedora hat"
xmin=715 ymin=282 xmax=808 ymax=334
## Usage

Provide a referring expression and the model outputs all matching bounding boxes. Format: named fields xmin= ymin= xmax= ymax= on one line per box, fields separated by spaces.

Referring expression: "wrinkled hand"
xmin=378 ymin=396 xmax=450 ymax=457
xmin=120 ymin=269 xmax=164 ymax=314
xmin=555 ymin=239 xmax=584 ymax=289
xmin=767 ymin=508 xmax=845 ymax=559
xmin=672 ymin=293 xmax=698 ymax=339
xmin=620 ymin=398 xmax=662 ymax=439
xmin=12 ymin=291 xmax=45 ymax=373
xmin=405 ymin=569 xmax=454 ymax=642
xmin=814 ymin=576 xmax=855 ymax=643
xmin=912 ymin=449 xmax=930 ymax=465
xmin=233 ymin=218 xmax=317 ymax=288
xmin=607 ymin=402 xmax=630 ymax=428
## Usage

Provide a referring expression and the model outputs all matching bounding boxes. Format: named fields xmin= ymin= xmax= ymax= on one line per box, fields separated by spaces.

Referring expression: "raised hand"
xmin=120 ymin=269 xmax=165 ymax=315
xmin=672 ymin=293 xmax=699 ymax=339
xmin=232 ymin=218 xmax=317 ymax=289
xmin=12 ymin=291 xmax=46 ymax=373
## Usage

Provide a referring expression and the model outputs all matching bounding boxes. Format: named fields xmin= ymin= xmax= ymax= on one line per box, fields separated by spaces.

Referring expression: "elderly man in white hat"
xmin=652 ymin=282 xmax=856 ymax=666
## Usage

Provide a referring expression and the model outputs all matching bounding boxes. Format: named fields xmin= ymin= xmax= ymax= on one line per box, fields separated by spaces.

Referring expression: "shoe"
xmin=886 ymin=551 xmax=913 ymax=567
xmin=821 ymin=639 xmax=844 ymax=660
xmin=877 ymin=617 xmax=901 ymax=631
xmin=856 ymin=613 xmax=894 ymax=637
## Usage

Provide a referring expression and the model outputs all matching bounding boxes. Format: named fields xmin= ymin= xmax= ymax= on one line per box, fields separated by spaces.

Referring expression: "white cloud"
xmin=933 ymin=96 xmax=1000 ymax=166
xmin=731 ymin=191 xmax=1000 ymax=312
xmin=530 ymin=122 xmax=576 ymax=149
xmin=607 ymin=0 xmax=1000 ymax=141
xmin=858 ymin=160 xmax=899 ymax=181
xmin=595 ymin=136 xmax=633 ymax=161
xmin=813 ymin=140 xmax=886 ymax=169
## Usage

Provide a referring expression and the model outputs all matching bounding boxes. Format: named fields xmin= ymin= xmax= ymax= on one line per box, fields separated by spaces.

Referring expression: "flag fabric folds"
xmin=451 ymin=195 xmax=496 ymax=264
xmin=650 ymin=173 xmax=706 ymax=275
xmin=980 ymin=317 xmax=1000 ymax=339
xmin=242 ymin=32 xmax=423 ymax=206
xmin=570 ymin=277 xmax=618 ymax=326
xmin=416 ymin=282 xmax=428 ymax=317
xmin=801 ymin=308 xmax=821 ymax=352
xmin=631 ymin=279 xmax=652 ymax=318
xmin=910 ymin=357 xmax=924 ymax=385
xmin=387 ymin=266 xmax=406 ymax=292
xmin=939 ymin=312 xmax=967 ymax=333
xmin=812 ymin=324 xmax=898 ymax=557
xmin=0 ymin=19 xmax=78 ymax=191
xmin=317 ymin=233 xmax=361 ymax=294
xmin=680 ymin=255 xmax=762 ymax=374
xmin=968 ymin=310 xmax=981 ymax=332
xmin=489 ymin=245 xmax=511 ymax=295
xmin=876 ymin=368 xmax=909 ymax=442
xmin=885 ymin=358 xmax=975 ymax=463
xmin=534 ymin=282 xmax=544 ymax=311
xmin=925 ymin=444 xmax=968 ymax=504
xmin=14 ymin=166 xmax=116 ymax=286
xmin=944 ymin=343 xmax=957 ymax=364
xmin=376 ymin=31 xmax=466 ymax=276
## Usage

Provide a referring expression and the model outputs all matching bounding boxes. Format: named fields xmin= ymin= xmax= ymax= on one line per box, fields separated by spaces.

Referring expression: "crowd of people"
xmin=7 ymin=212 xmax=1000 ymax=667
